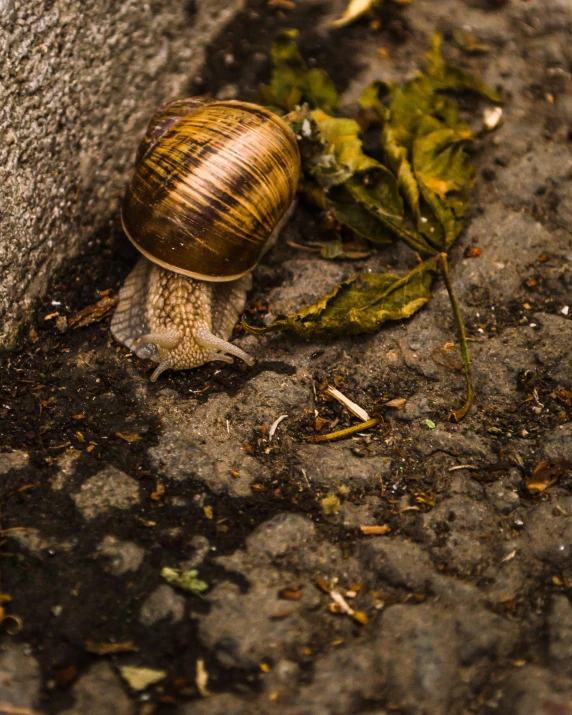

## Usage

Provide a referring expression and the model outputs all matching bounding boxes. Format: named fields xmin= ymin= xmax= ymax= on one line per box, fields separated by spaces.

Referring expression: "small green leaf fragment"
xmin=161 ymin=567 xmax=209 ymax=595
xmin=425 ymin=419 xmax=436 ymax=429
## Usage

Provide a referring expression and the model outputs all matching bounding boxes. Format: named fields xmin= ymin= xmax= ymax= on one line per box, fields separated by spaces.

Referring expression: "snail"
xmin=111 ymin=98 xmax=301 ymax=381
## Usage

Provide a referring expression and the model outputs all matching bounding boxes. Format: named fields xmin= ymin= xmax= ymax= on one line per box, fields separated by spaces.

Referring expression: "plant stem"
xmin=439 ymin=252 xmax=474 ymax=421
xmin=310 ymin=418 xmax=379 ymax=443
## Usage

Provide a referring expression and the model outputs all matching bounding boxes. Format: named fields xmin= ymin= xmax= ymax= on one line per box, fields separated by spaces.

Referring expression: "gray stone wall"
xmin=0 ymin=0 xmax=243 ymax=346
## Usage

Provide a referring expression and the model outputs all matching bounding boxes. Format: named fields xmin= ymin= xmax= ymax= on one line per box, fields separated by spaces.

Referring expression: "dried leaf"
xmin=526 ymin=459 xmax=571 ymax=495
xmin=360 ymin=525 xmax=391 ymax=535
xmin=69 ymin=295 xmax=118 ymax=329
xmin=161 ymin=567 xmax=209 ymax=595
xmin=351 ymin=610 xmax=369 ymax=625
xmin=119 ymin=665 xmax=166 ymax=691
xmin=385 ymin=397 xmax=406 ymax=409
xmin=243 ymin=256 xmax=438 ymax=337
xmin=116 ymin=432 xmax=143 ymax=443
xmin=279 ymin=585 xmax=303 ymax=600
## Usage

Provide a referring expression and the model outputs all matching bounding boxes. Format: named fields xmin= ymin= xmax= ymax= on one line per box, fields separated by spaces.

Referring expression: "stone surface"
xmin=549 ymin=596 xmax=572 ymax=677
xmin=0 ymin=642 xmax=41 ymax=709
xmin=139 ymin=584 xmax=186 ymax=626
xmin=72 ymin=465 xmax=140 ymax=520
xmin=0 ymin=450 xmax=29 ymax=474
xmin=499 ymin=665 xmax=572 ymax=715
xmin=0 ymin=0 xmax=244 ymax=346
xmin=96 ymin=535 xmax=145 ymax=576
xmin=543 ymin=423 xmax=572 ymax=463
xmin=61 ymin=661 xmax=134 ymax=715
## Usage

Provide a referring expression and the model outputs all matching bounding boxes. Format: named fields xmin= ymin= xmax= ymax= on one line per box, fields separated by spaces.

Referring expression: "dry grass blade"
xmin=196 ymin=658 xmax=210 ymax=697
xmin=310 ymin=418 xmax=379 ymax=443
xmin=324 ymin=386 xmax=369 ymax=421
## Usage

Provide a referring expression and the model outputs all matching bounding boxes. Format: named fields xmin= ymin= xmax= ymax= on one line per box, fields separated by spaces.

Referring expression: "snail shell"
xmin=122 ymin=99 xmax=300 ymax=281
xmin=112 ymin=98 xmax=301 ymax=380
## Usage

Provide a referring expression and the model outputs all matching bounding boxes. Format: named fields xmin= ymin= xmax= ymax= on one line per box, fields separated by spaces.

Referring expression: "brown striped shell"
xmin=122 ymin=100 xmax=301 ymax=281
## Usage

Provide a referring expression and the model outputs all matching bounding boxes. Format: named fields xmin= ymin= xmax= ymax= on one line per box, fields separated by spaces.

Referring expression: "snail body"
xmin=111 ymin=99 xmax=300 ymax=381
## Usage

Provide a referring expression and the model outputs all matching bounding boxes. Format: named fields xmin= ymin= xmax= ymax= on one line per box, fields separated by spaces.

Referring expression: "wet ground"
xmin=0 ymin=0 xmax=572 ymax=713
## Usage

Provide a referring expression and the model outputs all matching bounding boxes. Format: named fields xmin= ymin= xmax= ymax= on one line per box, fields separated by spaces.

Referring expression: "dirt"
xmin=0 ymin=0 xmax=572 ymax=713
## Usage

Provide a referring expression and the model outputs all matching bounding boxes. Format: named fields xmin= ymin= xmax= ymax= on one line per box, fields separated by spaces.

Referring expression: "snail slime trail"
xmin=112 ymin=99 xmax=301 ymax=380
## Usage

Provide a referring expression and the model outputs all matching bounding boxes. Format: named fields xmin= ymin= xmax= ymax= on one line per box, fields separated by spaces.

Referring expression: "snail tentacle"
xmin=150 ymin=359 xmax=175 ymax=383
xmin=196 ymin=327 xmax=255 ymax=366
xmin=134 ymin=329 xmax=180 ymax=355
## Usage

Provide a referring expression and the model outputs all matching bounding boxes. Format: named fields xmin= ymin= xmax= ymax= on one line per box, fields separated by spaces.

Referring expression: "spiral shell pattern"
xmin=122 ymin=101 xmax=300 ymax=281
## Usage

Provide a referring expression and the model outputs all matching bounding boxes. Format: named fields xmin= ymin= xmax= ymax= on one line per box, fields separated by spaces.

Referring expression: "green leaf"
xmin=307 ymin=109 xmax=409 ymax=245
xmin=243 ymin=257 xmax=439 ymax=337
xmin=161 ymin=567 xmax=209 ymax=595
xmin=413 ymin=124 xmax=475 ymax=249
xmin=260 ymin=30 xmax=340 ymax=113
xmin=302 ymin=181 xmax=395 ymax=244
xmin=375 ymin=33 xmax=499 ymax=251
xmin=426 ymin=33 xmax=502 ymax=103
xmin=328 ymin=186 xmax=395 ymax=244
xmin=359 ymin=81 xmax=393 ymax=115
xmin=382 ymin=122 xmax=421 ymax=221
xmin=311 ymin=110 xmax=379 ymax=173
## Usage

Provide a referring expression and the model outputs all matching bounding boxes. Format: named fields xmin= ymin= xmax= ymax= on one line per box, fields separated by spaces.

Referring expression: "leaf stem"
xmin=439 ymin=252 xmax=474 ymax=421
xmin=310 ymin=418 xmax=380 ymax=443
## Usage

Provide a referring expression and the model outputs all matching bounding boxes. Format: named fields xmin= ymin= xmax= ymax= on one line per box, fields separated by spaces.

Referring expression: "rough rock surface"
xmin=0 ymin=0 xmax=572 ymax=713
xmin=0 ymin=0 xmax=243 ymax=346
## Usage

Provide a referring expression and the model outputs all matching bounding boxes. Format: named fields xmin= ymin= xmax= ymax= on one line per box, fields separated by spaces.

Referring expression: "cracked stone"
xmin=0 ymin=641 xmax=41 ymax=709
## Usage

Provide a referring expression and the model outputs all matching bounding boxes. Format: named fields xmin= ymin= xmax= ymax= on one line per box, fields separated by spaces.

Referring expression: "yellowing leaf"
xmin=311 ymin=110 xmax=379 ymax=174
xmin=423 ymin=177 xmax=455 ymax=200
xmin=332 ymin=0 xmax=380 ymax=29
xmin=243 ymin=257 xmax=438 ymax=338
